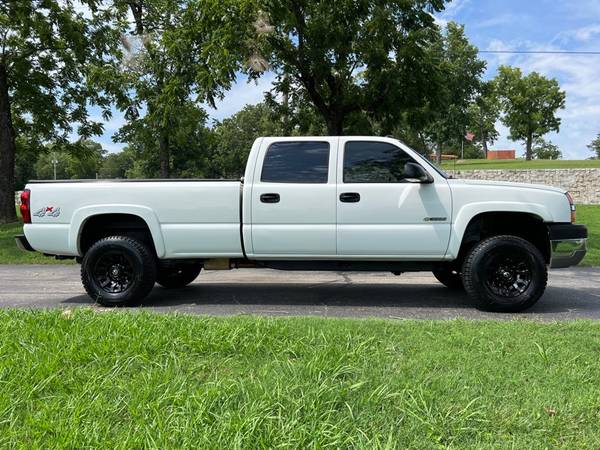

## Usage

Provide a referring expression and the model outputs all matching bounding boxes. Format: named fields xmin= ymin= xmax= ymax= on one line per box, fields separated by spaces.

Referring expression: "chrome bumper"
xmin=548 ymin=224 xmax=588 ymax=269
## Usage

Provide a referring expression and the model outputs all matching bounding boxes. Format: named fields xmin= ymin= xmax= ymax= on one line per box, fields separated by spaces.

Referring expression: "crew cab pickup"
xmin=16 ymin=136 xmax=588 ymax=312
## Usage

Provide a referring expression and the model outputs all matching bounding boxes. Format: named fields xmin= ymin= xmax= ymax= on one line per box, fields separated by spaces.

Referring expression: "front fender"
xmin=69 ymin=205 xmax=166 ymax=258
xmin=446 ymin=202 xmax=553 ymax=258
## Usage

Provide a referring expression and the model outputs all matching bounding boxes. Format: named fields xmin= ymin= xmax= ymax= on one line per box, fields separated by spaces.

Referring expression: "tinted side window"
xmin=261 ymin=141 xmax=330 ymax=183
xmin=343 ymin=141 xmax=417 ymax=183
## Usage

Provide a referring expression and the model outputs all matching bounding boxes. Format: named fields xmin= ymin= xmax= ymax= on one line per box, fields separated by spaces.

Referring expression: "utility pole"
xmin=51 ymin=153 xmax=58 ymax=180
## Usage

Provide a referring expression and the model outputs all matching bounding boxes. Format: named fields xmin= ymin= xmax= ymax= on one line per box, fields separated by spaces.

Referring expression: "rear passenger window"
xmin=343 ymin=141 xmax=417 ymax=183
xmin=261 ymin=141 xmax=330 ymax=183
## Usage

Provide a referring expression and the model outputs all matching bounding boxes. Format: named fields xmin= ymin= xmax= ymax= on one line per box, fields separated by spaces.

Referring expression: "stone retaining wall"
xmin=451 ymin=168 xmax=600 ymax=205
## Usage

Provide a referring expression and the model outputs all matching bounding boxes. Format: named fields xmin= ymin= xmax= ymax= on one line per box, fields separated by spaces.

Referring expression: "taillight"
xmin=20 ymin=189 xmax=31 ymax=224
xmin=565 ymin=192 xmax=576 ymax=223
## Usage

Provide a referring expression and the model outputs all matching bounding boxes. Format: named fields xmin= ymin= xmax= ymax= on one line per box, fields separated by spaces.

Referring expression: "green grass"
xmin=579 ymin=205 xmax=600 ymax=266
xmin=2 ymin=205 xmax=598 ymax=266
xmin=0 ymin=220 xmax=74 ymax=264
xmin=441 ymin=159 xmax=600 ymax=171
xmin=1 ymin=311 xmax=600 ymax=448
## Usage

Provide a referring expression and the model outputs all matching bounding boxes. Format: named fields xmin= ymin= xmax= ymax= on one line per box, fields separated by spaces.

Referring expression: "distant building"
xmin=487 ymin=150 xmax=516 ymax=160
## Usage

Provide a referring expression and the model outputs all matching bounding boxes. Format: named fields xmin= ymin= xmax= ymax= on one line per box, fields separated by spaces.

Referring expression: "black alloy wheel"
xmin=93 ymin=251 xmax=135 ymax=294
xmin=81 ymin=236 xmax=157 ymax=306
xmin=461 ymin=235 xmax=547 ymax=312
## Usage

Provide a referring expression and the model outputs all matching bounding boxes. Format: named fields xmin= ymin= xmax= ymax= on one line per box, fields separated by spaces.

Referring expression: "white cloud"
xmin=442 ymin=0 xmax=471 ymax=17
xmin=481 ymin=38 xmax=600 ymax=159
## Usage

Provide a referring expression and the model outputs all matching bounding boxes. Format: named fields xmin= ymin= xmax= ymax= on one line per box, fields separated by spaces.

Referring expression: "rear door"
xmin=336 ymin=138 xmax=452 ymax=258
xmin=249 ymin=138 xmax=338 ymax=257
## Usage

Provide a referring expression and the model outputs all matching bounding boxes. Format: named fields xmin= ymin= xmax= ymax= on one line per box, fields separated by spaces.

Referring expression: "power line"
xmin=479 ymin=50 xmax=600 ymax=55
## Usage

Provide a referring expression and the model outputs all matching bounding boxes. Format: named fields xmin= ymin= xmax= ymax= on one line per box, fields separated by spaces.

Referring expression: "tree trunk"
xmin=525 ymin=134 xmax=533 ymax=161
xmin=0 ymin=64 xmax=17 ymax=224
xmin=436 ymin=141 xmax=442 ymax=164
xmin=159 ymin=133 xmax=170 ymax=178
xmin=325 ymin=112 xmax=343 ymax=135
xmin=479 ymin=115 xmax=488 ymax=159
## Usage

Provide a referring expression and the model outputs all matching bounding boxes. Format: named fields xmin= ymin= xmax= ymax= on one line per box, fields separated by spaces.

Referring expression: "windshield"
xmin=418 ymin=155 xmax=451 ymax=179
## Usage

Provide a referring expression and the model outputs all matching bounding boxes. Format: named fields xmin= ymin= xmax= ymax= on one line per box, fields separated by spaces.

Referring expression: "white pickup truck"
xmin=16 ymin=136 xmax=588 ymax=312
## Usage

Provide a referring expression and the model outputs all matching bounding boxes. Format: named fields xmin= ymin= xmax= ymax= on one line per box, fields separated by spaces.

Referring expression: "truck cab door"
xmin=247 ymin=138 xmax=338 ymax=258
xmin=336 ymin=138 xmax=452 ymax=258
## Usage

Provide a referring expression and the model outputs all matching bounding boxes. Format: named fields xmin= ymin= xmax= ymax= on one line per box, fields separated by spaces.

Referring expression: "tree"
xmin=255 ymin=0 xmax=446 ymax=135
xmin=99 ymin=149 xmax=135 ymax=179
xmin=588 ymin=134 xmax=600 ymax=159
xmin=115 ymin=100 xmax=214 ymax=178
xmin=212 ymin=103 xmax=284 ymax=177
xmin=495 ymin=66 xmax=566 ymax=161
xmin=0 ymin=1 xmax=123 ymax=223
xmin=423 ymin=22 xmax=486 ymax=161
xmin=34 ymin=140 xmax=106 ymax=180
xmin=532 ymin=137 xmax=561 ymax=160
xmin=113 ymin=0 xmax=253 ymax=178
xmin=15 ymin=137 xmax=43 ymax=190
xmin=468 ymin=80 xmax=500 ymax=158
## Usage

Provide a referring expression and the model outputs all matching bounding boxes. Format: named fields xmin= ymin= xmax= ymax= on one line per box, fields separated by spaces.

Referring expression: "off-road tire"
xmin=81 ymin=236 xmax=157 ymax=306
xmin=156 ymin=264 xmax=202 ymax=289
xmin=461 ymin=235 xmax=547 ymax=312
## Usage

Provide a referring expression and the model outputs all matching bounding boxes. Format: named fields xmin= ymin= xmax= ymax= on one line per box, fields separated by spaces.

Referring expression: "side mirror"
xmin=403 ymin=162 xmax=434 ymax=184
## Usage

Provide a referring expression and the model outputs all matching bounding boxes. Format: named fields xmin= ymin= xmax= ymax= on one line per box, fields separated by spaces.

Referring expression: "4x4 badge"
xmin=33 ymin=206 xmax=61 ymax=218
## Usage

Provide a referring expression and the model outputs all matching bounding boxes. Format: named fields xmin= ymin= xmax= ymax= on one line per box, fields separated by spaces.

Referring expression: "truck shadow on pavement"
xmin=63 ymin=282 xmax=600 ymax=317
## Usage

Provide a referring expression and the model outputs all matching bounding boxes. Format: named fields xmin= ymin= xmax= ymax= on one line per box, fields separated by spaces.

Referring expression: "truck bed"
xmin=24 ymin=180 xmax=244 ymax=258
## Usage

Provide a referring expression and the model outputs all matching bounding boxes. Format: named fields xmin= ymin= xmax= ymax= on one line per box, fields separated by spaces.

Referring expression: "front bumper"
xmin=548 ymin=224 xmax=588 ymax=269
xmin=15 ymin=234 xmax=35 ymax=252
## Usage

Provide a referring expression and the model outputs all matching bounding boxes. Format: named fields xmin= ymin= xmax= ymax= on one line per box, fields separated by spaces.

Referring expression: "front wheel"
xmin=81 ymin=236 xmax=157 ymax=306
xmin=461 ymin=235 xmax=547 ymax=312
xmin=156 ymin=264 xmax=202 ymax=289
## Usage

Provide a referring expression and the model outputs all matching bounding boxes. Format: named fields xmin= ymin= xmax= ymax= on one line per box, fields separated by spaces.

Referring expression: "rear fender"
xmin=69 ymin=205 xmax=166 ymax=257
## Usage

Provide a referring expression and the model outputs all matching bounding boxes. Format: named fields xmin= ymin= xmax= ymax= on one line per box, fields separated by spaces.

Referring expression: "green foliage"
xmin=110 ymin=0 xmax=255 ymax=177
xmin=15 ymin=137 xmax=43 ymax=189
xmin=0 ymin=0 xmax=123 ymax=139
xmin=256 ymin=0 xmax=447 ymax=134
xmin=425 ymin=22 xmax=487 ymax=158
xmin=34 ymin=140 xmax=105 ymax=180
xmin=532 ymin=137 xmax=562 ymax=160
xmin=495 ymin=66 xmax=566 ymax=160
xmin=212 ymin=103 xmax=284 ymax=178
xmin=588 ymin=134 xmax=600 ymax=159
xmin=3 ymin=311 xmax=600 ymax=447
xmin=98 ymin=147 xmax=136 ymax=179
xmin=467 ymin=80 xmax=500 ymax=156
xmin=0 ymin=0 xmax=124 ymax=223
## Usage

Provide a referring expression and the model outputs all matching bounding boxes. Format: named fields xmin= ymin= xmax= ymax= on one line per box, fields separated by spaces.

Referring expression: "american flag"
xmin=465 ymin=131 xmax=475 ymax=142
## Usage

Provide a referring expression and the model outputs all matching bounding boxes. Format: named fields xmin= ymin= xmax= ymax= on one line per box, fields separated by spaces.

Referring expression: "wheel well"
xmin=79 ymin=214 xmax=156 ymax=255
xmin=459 ymin=212 xmax=550 ymax=264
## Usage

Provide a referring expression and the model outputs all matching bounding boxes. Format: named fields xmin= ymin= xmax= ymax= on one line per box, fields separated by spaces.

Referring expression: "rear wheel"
xmin=432 ymin=267 xmax=464 ymax=289
xmin=461 ymin=235 xmax=547 ymax=312
xmin=156 ymin=264 xmax=202 ymax=289
xmin=81 ymin=236 xmax=157 ymax=306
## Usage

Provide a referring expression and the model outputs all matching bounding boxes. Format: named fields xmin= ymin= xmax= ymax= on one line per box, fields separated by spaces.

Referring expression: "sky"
xmin=93 ymin=0 xmax=600 ymax=159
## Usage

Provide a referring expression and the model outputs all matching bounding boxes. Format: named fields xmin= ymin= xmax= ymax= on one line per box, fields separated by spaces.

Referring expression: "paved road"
xmin=0 ymin=265 xmax=599 ymax=320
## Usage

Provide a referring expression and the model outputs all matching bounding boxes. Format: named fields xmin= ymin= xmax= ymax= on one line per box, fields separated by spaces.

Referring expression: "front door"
xmin=250 ymin=138 xmax=338 ymax=257
xmin=336 ymin=139 xmax=452 ymax=258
